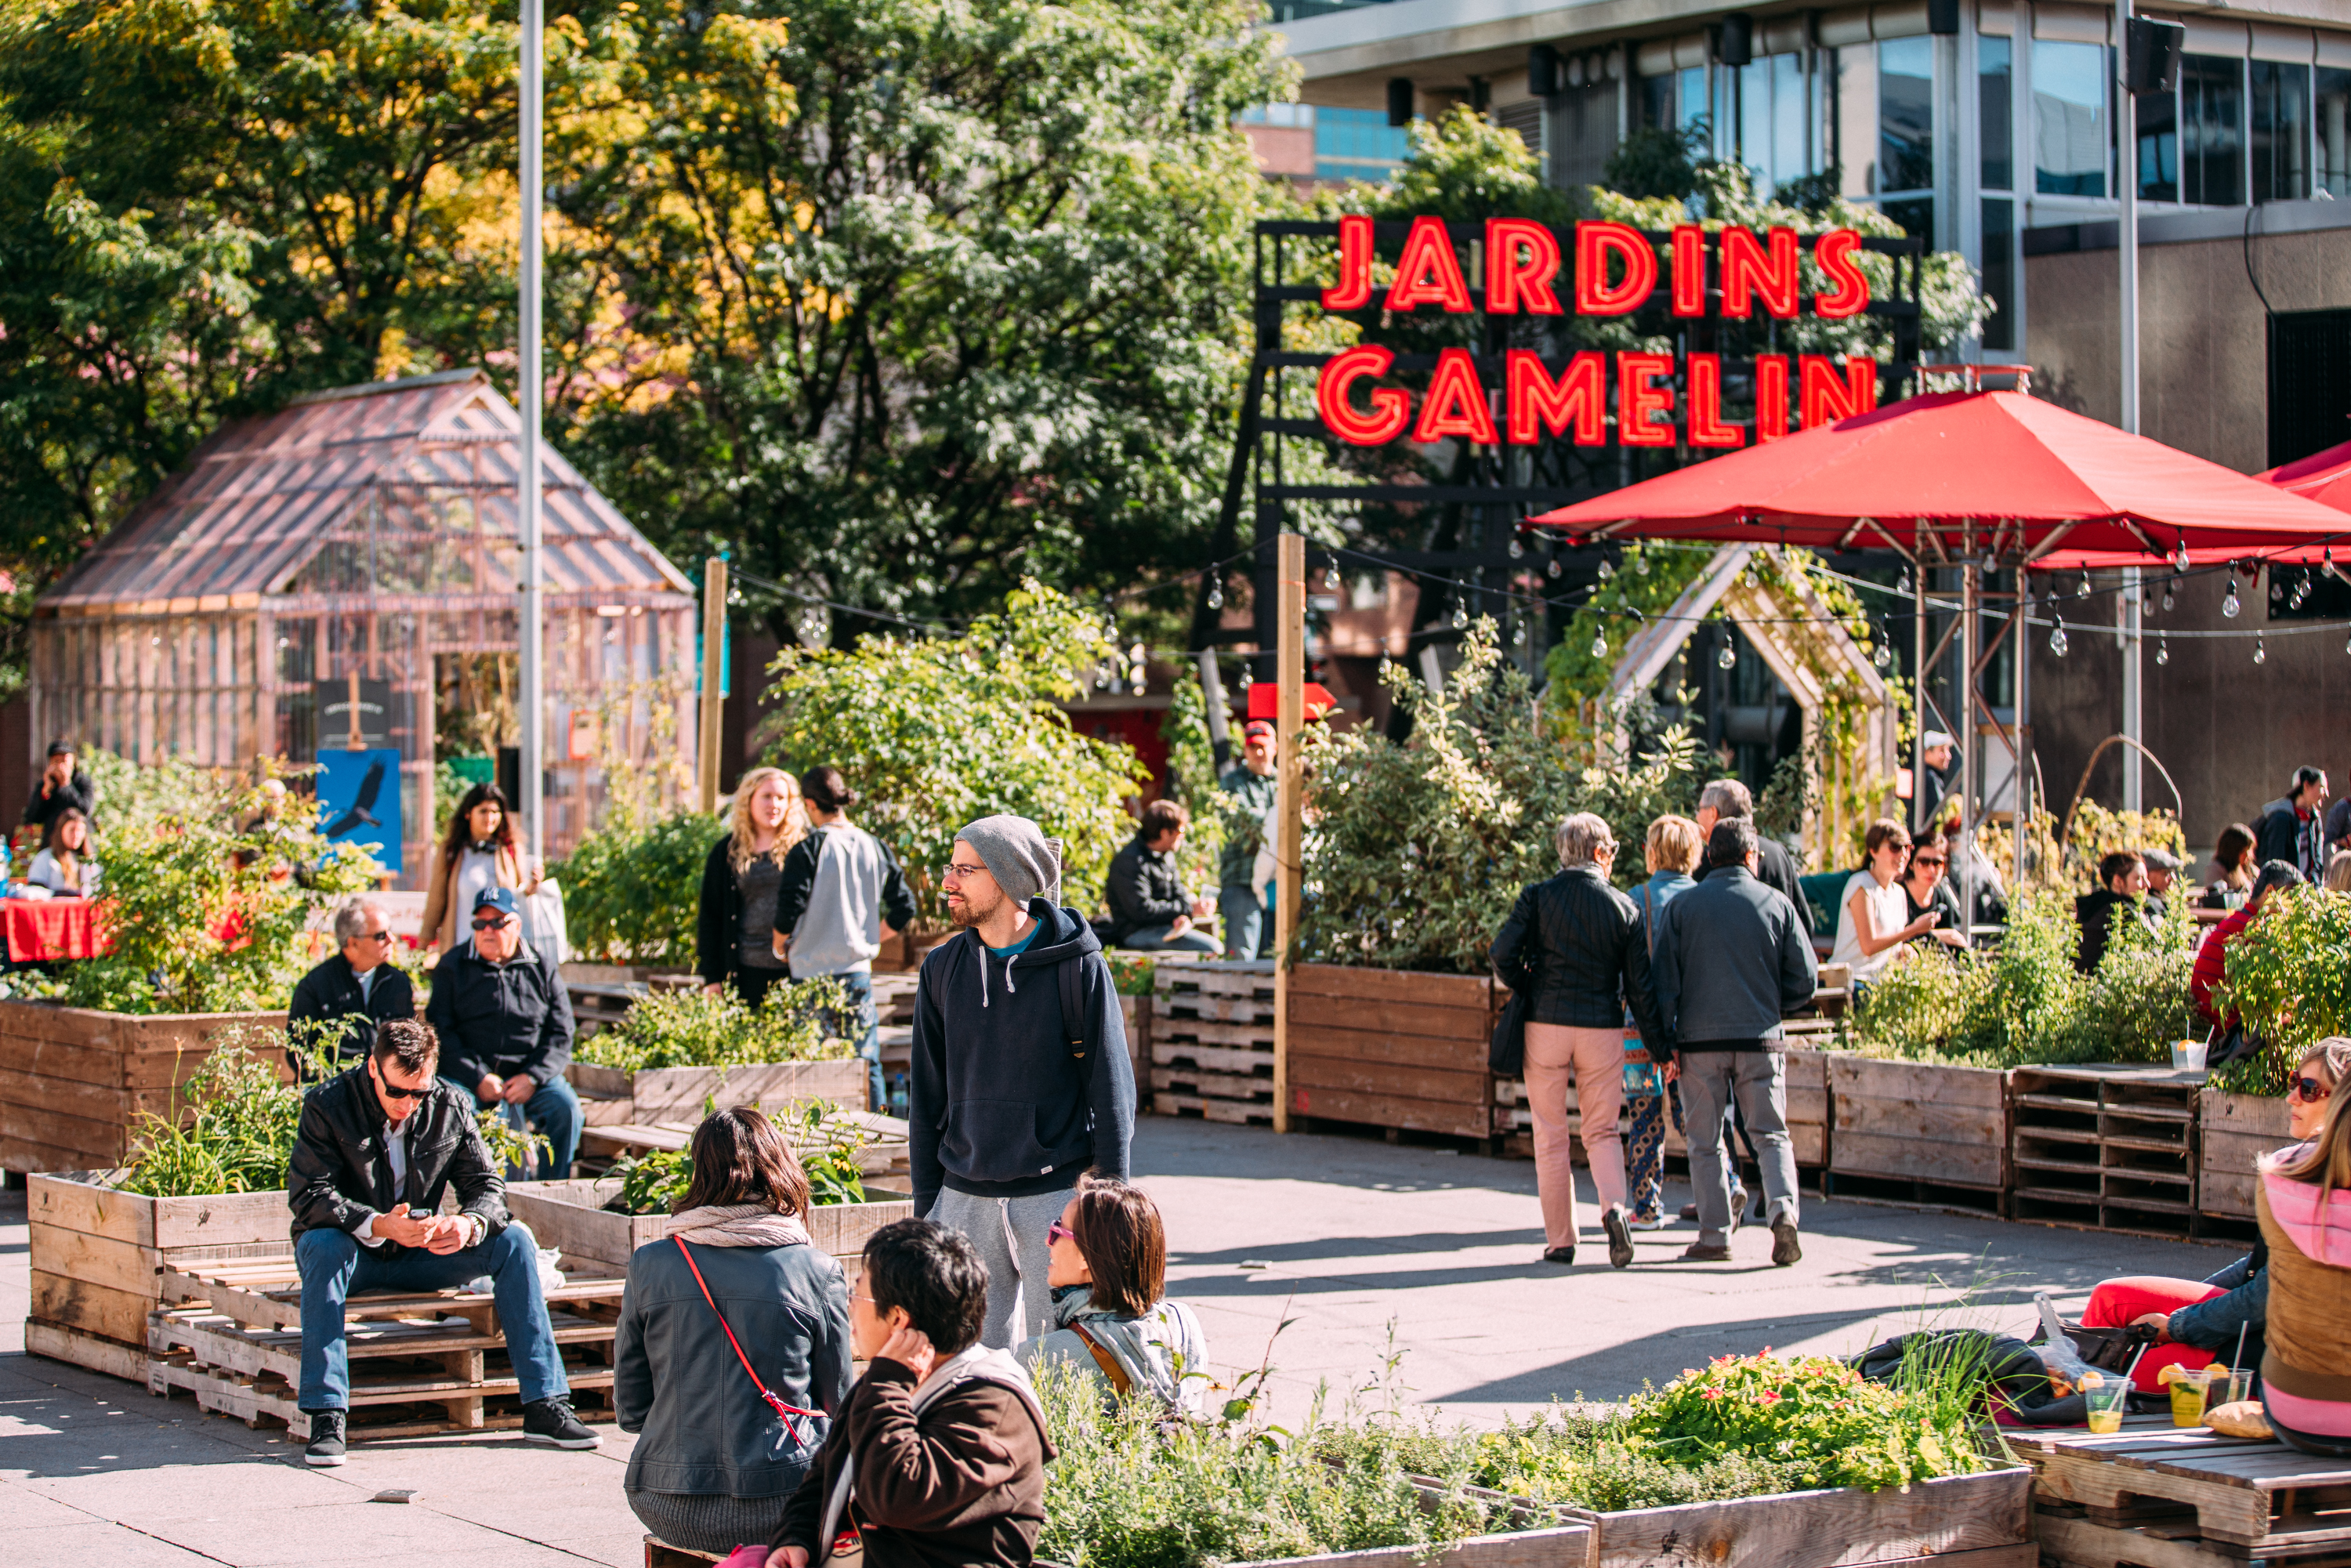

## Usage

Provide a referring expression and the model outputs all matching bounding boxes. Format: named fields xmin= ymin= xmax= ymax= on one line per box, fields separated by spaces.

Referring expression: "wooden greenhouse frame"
xmin=29 ymin=369 xmax=700 ymax=885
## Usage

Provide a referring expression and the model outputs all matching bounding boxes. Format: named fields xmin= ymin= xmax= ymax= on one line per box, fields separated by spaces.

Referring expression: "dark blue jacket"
xmin=907 ymin=900 xmax=1135 ymax=1215
xmin=1650 ymin=864 xmax=1818 ymax=1056
xmin=425 ymin=939 xmax=574 ymax=1093
xmin=2170 ymin=1248 xmax=2269 ymax=1353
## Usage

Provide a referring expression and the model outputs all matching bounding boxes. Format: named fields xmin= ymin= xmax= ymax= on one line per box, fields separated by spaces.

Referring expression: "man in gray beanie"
xmin=907 ymin=813 xmax=1136 ymax=1348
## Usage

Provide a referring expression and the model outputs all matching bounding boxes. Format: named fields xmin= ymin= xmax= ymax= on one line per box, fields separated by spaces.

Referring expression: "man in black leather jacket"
xmin=288 ymin=1018 xmax=596 ymax=1465
xmin=286 ymin=896 xmax=415 ymax=1075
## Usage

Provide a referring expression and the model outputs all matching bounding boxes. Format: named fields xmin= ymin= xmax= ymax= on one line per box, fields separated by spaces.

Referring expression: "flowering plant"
xmin=1629 ymin=1353 xmax=1987 ymax=1493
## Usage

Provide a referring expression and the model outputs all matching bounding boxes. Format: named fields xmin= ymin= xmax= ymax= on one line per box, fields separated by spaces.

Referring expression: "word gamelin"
xmin=1313 ymin=214 xmax=1883 ymax=450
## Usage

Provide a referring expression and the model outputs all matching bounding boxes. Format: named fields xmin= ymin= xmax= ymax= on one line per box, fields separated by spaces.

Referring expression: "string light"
xmin=1451 ymin=603 xmax=1469 ymax=629
xmin=1897 ymin=567 xmax=1913 ymax=596
xmin=1872 ymin=623 xmax=1893 ymax=668
xmin=1546 ymin=556 xmax=1563 ymax=579
xmin=1635 ymin=552 xmax=1651 ymax=575
xmin=1206 ymin=584 xmax=1223 ymax=610
xmin=2049 ymin=624 xmax=2068 ymax=656
xmin=2161 ymin=578 xmax=2175 ymax=613
xmin=2157 ymin=635 xmax=2171 ymax=667
xmin=2223 ymin=575 xmax=2241 ymax=617
xmin=1592 ymin=632 xmax=1610 ymax=659
xmin=2174 ymin=542 xmax=2191 ymax=573
xmin=1718 ymin=637 xmax=1737 ymax=669
xmin=2078 ymin=570 xmax=2092 ymax=598
xmin=1325 ymin=566 xmax=1341 ymax=591
xmin=1507 ymin=538 xmax=1524 ymax=560
xmin=2255 ymin=635 xmax=2267 ymax=666
xmin=1596 ymin=559 xmax=1614 ymax=581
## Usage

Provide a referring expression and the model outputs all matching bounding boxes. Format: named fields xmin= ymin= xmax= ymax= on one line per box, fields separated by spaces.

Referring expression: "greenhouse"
xmin=28 ymin=368 xmax=700 ymax=884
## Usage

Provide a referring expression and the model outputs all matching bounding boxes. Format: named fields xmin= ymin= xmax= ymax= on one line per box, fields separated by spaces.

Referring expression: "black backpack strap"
xmin=1059 ymin=954 xmax=1089 ymax=1064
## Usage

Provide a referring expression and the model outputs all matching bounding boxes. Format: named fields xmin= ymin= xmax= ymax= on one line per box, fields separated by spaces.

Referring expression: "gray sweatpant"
xmin=1677 ymin=1049 xmax=1799 ymax=1248
xmin=926 ymin=1186 xmax=1071 ymax=1349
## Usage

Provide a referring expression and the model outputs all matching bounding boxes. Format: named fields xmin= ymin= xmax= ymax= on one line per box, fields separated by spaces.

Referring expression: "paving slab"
xmin=0 ymin=1114 xmax=2248 ymax=1558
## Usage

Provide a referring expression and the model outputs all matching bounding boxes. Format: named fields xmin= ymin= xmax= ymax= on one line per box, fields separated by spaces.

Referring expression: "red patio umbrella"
xmin=1531 ymin=390 xmax=2351 ymax=562
xmin=2259 ymin=436 xmax=2351 ymax=510
xmin=1527 ymin=389 xmax=2351 ymax=913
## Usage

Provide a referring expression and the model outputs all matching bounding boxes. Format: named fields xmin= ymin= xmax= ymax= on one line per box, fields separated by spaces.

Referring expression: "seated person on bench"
xmin=426 ymin=885 xmax=579 ymax=1180
xmin=287 ymin=1016 xmax=598 ymax=1466
xmin=1102 ymin=798 xmax=1221 ymax=954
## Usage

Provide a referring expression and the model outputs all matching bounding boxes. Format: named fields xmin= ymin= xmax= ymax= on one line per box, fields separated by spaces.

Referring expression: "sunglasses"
xmin=1047 ymin=1219 xmax=1077 ymax=1245
xmin=471 ymin=914 xmax=513 ymax=931
xmin=1912 ymin=856 xmax=1946 ymax=867
xmin=2291 ymin=1075 xmax=2334 ymax=1103
xmin=357 ymin=929 xmax=393 ymax=943
xmin=371 ymin=1067 xmax=429 ymax=1100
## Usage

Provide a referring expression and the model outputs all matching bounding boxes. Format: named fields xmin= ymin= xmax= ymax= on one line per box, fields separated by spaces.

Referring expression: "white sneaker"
xmin=1629 ymin=1213 xmax=1670 ymax=1232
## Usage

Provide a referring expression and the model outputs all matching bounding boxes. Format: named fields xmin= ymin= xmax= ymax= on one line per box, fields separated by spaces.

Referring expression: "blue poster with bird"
xmin=314 ymin=748 xmax=401 ymax=874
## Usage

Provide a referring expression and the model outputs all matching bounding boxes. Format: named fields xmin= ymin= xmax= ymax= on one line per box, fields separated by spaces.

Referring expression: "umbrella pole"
xmin=1957 ymin=560 xmax=1977 ymax=931
xmin=2016 ymin=578 xmax=2032 ymax=896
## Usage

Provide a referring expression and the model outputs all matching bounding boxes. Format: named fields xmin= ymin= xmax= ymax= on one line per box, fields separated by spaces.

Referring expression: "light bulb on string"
xmin=1206 ymin=583 xmax=1223 ymax=610
xmin=1592 ymin=632 xmax=1609 ymax=659
xmin=2174 ymin=543 xmax=2191 ymax=573
xmin=2293 ymin=575 xmax=2311 ymax=609
xmin=2255 ymin=636 xmax=2267 ymax=667
xmin=2142 ymin=585 xmax=2154 ymax=614
xmin=2078 ymin=570 xmax=2092 ymax=599
xmin=1507 ymin=537 xmax=1524 ymax=560
xmin=1635 ymin=552 xmax=1650 ymax=575
xmin=1597 ymin=558 xmax=1614 ymax=581
xmin=1324 ymin=566 xmax=1341 ymax=592
xmin=2157 ymin=635 xmax=2171 ymax=667
xmin=1897 ymin=567 xmax=1913 ymax=596
xmin=1451 ymin=603 xmax=1469 ymax=629
xmin=1872 ymin=621 xmax=1893 ymax=668
xmin=2223 ymin=576 xmax=2241 ymax=617
xmin=2049 ymin=621 xmax=2068 ymax=657
xmin=2162 ymin=578 xmax=2175 ymax=613
xmin=1718 ymin=639 xmax=1737 ymax=670
xmin=1546 ymin=556 xmax=1562 ymax=579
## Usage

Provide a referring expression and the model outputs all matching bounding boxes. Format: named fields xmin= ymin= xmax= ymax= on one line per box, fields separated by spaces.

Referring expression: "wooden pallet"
xmin=1149 ymin=1066 xmax=1274 ymax=1104
xmin=1148 ymin=960 xmax=1276 ymax=1119
xmin=1154 ymin=1090 xmax=1275 ymax=1127
xmin=150 ymin=1262 xmax=624 ymax=1439
xmin=2032 ymin=1500 xmax=2351 ymax=1568
xmin=2011 ymin=1066 xmax=2202 ymax=1240
xmin=2016 ymin=1424 xmax=2351 ymax=1556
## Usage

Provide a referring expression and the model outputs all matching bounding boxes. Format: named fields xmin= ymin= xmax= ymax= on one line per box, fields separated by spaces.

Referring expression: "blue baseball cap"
xmin=472 ymin=886 xmax=519 ymax=918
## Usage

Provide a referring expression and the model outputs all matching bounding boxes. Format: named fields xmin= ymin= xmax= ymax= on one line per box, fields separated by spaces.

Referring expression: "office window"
xmin=1982 ymin=198 xmax=2016 ymax=350
xmin=2137 ymin=86 xmax=2179 ymax=201
xmin=1980 ymin=37 xmax=2013 ymax=190
xmin=1883 ymin=197 xmax=1935 ymax=248
xmin=2269 ymin=309 xmax=2351 ymax=467
xmin=1679 ymin=65 xmax=1708 ymax=137
xmin=2321 ymin=67 xmax=2351 ymax=197
xmin=1737 ymin=53 xmax=1815 ymax=195
xmin=2252 ymin=60 xmax=2309 ymax=202
xmin=1641 ymin=70 xmax=1674 ymax=129
xmin=1880 ymin=38 xmax=1935 ymax=192
xmin=2182 ymin=55 xmax=2244 ymax=205
xmin=2034 ymin=40 xmax=2108 ymax=196
xmin=1314 ymin=107 xmax=1412 ymax=184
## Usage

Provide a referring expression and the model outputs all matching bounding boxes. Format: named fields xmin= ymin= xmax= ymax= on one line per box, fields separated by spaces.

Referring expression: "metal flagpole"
xmin=518 ymin=0 xmax=545 ymax=860
xmin=2117 ymin=0 xmax=2144 ymax=813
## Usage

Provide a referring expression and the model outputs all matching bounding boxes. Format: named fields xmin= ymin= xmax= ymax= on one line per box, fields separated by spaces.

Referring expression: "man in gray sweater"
xmin=774 ymin=766 xmax=916 ymax=1110
xmin=1652 ymin=817 xmax=1819 ymax=1266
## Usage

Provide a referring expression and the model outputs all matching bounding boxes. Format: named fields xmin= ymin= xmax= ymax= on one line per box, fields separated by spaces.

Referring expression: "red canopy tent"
xmin=2259 ymin=437 xmax=2351 ymax=512
xmin=1528 ymin=389 xmax=2351 ymax=906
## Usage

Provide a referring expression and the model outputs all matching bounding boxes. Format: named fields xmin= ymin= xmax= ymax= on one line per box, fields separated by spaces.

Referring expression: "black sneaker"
xmin=1541 ymin=1246 xmax=1575 ymax=1266
xmin=522 ymin=1396 xmax=600 ymax=1449
xmin=1770 ymin=1215 xmax=1803 ymax=1267
xmin=303 ymin=1409 xmax=347 ymax=1467
xmin=1603 ymin=1208 xmax=1635 ymax=1269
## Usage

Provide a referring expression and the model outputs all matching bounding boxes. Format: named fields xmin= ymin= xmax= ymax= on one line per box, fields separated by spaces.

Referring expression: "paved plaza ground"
xmin=0 ymin=1116 xmax=2242 ymax=1566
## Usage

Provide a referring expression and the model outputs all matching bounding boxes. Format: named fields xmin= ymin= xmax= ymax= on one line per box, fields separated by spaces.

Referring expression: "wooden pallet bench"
xmin=2012 ymin=1421 xmax=2351 ymax=1559
xmin=578 ymin=1110 xmax=911 ymax=1178
xmin=1148 ymin=959 xmax=1275 ymax=1121
xmin=2010 ymin=1065 xmax=2204 ymax=1240
xmin=147 ymin=1262 xmax=625 ymax=1442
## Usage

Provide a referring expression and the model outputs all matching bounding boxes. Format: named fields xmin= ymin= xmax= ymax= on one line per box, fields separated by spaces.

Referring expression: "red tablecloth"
xmin=3 ymin=897 xmax=107 ymax=961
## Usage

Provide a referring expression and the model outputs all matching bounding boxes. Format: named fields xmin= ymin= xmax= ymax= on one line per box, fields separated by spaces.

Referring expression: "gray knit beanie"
xmin=955 ymin=815 xmax=1062 ymax=909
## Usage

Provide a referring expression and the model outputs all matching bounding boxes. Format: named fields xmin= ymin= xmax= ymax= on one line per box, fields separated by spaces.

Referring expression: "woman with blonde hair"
xmin=1491 ymin=812 xmax=1668 ymax=1269
xmin=696 ymin=767 xmax=808 ymax=1007
xmin=2257 ymin=1041 xmax=2351 ymax=1454
xmin=2324 ymin=850 xmax=2351 ymax=894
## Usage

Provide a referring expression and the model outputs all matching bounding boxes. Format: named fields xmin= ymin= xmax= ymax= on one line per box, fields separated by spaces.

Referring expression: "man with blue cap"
xmin=426 ymin=885 xmax=579 ymax=1181
xmin=907 ymin=813 xmax=1136 ymax=1349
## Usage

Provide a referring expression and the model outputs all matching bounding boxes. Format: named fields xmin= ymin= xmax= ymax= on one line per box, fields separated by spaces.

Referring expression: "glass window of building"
xmin=2251 ymin=60 xmax=2310 ymax=202
xmin=1315 ymin=107 xmax=1412 ymax=184
xmin=2034 ymin=40 xmax=2109 ymax=195
xmin=2137 ymin=85 xmax=2179 ymax=201
xmin=1879 ymin=37 xmax=1935 ymax=192
xmin=2322 ymin=67 xmax=2351 ymax=197
xmin=2181 ymin=55 xmax=2245 ymax=205
xmin=1980 ymin=36 xmax=2013 ymax=190
xmin=1837 ymin=44 xmax=1880 ymax=199
xmin=1735 ymin=53 xmax=1817 ymax=196
xmin=1981 ymin=197 xmax=2016 ymax=350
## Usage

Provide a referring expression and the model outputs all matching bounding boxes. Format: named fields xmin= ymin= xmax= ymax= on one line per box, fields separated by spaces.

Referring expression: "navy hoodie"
xmin=907 ymin=899 xmax=1135 ymax=1215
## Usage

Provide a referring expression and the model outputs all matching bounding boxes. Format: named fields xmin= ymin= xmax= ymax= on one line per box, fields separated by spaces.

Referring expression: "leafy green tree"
xmin=760 ymin=581 xmax=1149 ymax=923
xmin=555 ymin=809 xmax=724 ymax=964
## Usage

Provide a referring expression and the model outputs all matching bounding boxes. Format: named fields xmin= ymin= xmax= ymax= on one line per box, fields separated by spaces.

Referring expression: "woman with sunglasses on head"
xmin=421 ymin=782 xmax=542 ymax=954
xmin=1829 ymin=820 xmax=1940 ymax=993
xmin=1014 ymin=1175 xmax=1207 ymax=1414
xmin=614 ymin=1107 xmax=851 ymax=1556
xmin=2075 ymin=1039 xmax=2351 ymax=1394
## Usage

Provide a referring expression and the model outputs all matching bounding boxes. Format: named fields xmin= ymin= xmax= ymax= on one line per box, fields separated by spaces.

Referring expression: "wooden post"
xmin=1271 ymin=533 xmax=1305 ymax=1135
xmin=697 ymin=557 xmax=728 ymax=813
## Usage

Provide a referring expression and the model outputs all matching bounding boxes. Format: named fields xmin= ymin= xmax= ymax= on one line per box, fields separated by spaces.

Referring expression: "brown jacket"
xmin=2256 ymin=1165 xmax=2351 ymax=1405
xmin=421 ymin=840 xmax=531 ymax=952
xmin=773 ymin=1354 xmax=1052 ymax=1568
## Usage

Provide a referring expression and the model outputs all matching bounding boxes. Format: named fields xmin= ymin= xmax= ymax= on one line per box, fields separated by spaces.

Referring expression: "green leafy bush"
xmin=2214 ymin=886 xmax=2351 ymax=1093
xmin=1853 ymin=892 xmax=2194 ymax=1068
xmin=556 ymin=811 xmax=724 ymax=965
xmin=759 ymin=581 xmax=1150 ymax=926
xmin=61 ymin=763 xmax=381 ymax=1015
xmin=607 ymin=1099 xmax=878 ymax=1215
xmin=1628 ymin=1353 xmax=1984 ymax=1493
xmin=118 ymin=1028 xmax=307 ymax=1197
xmin=576 ymin=983 xmax=851 ymax=1072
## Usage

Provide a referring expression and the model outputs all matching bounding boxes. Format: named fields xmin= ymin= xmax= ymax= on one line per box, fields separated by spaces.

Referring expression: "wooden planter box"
xmin=1224 ymin=1525 xmax=1595 ymax=1568
xmin=1828 ymin=1056 xmax=2011 ymax=1197
xmin=2200 ymin=1089 xmax=2291 ymax=1220
xmin=1286 ymin=965 xmax=1493 ymax=1140
xmin=569 ymin=1058 xmax=871 ymax=1128
xmin=0 ymin=1000 xmax=284 ymax=1175
xmin=503 ymin=1177 xmax=914 ymax=1275
xmin=25 ymin=1170 xmax=292 ymax=1379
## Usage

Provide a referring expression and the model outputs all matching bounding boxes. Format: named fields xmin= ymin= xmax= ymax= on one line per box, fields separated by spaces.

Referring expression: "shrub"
xmin=556 ymin=810 xmax=724 ymax=965
xmin=2214 ymin=885 xmax=2351 ymax=1093
xmin=607 ymin=1099 xmax=876 ymax=1215
xmin=61 ymin=763 xmax=381 ymax=1015
xmin=575 ymin=982 xmax=851 ymax=1072
xmin=759 ymin=580 xmax=1150 ymax=926
xmin=1628 ymin=1353 xmax=1985 ymax=1493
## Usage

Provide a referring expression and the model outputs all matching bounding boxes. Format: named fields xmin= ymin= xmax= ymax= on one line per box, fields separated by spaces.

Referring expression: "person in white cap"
xmin=1915 ymin=730 xmax=1956 ymax=832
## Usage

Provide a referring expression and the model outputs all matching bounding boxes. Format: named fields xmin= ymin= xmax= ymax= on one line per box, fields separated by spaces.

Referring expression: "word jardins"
xmin=1316 ymin=214 xmax=1883 ymax=450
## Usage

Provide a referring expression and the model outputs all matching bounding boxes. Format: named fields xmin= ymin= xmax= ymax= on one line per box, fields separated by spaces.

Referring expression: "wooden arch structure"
xmin=1605 ymin=545 xmax=1900 ymax=869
